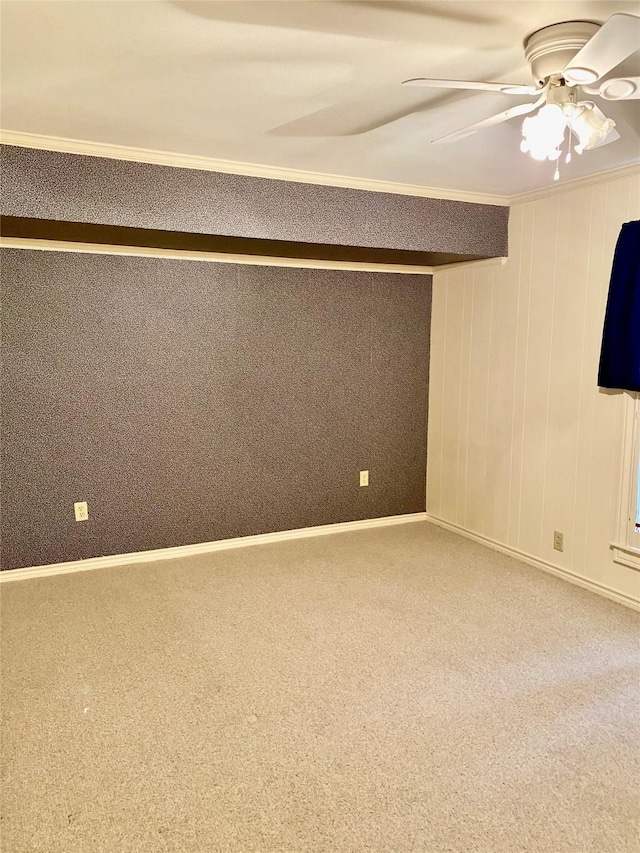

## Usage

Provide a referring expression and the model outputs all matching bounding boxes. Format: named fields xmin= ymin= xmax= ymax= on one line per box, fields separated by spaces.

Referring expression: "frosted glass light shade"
xmin=521 ymin=103 xmax=566 ymax=161
xmin=566 ymin=103 xmax=617 ymax=153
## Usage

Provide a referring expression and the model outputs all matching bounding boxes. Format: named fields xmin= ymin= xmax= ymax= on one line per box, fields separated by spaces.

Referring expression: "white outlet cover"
xmin=359 ymin=470 xmax=369 ymax=487
xmin=74 ymin=501 xmax=88 ymax=522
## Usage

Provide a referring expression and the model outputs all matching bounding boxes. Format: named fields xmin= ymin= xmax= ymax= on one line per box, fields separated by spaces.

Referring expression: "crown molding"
xmin=509 ymin=162 xmax=640 ymax=205
xmin=0 ymin=130 xmax=508 ymax=206
xmin=1 ymin=130 xmax=637 ymax=209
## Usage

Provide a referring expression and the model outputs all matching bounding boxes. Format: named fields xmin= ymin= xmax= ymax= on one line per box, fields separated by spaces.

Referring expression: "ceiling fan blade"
xmin=268 ymin=99 xmax=423 ymax=136
xmin=174 ymin=0 xmax=497 ymax=42
xmin=343 ymin=1 xmax=498 ymax=26
xmin=595 ymin=76 xmax=640 ymax=100
xmin=563 ymin=13 xmax=640 ymax=85
xmin=403 ymin=77 xmax=540 ymax=95
xmin=432 ymin=94 xmax=545 ymax=143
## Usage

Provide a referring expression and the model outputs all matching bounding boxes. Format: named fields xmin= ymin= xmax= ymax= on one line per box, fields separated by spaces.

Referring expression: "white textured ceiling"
xmin=1 ymin=0 xmax=639 ymax=196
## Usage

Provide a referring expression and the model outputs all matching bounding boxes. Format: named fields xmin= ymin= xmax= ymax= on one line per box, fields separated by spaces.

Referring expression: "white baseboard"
xmin=0 ymin=512 xmax=427 ymax=582
xmin=426 ymin=514 xmax=640 ymax=612
xmin=7 ymin=512 xmax=637 ymax=610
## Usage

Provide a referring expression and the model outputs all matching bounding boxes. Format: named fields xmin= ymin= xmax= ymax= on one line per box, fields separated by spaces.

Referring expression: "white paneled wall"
xmin=428 ymin=171 xmax=640 ymax=604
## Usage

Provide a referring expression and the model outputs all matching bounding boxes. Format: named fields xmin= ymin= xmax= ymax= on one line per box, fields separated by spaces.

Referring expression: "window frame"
xmin=612 ymin=392 xmax=640 ymax=570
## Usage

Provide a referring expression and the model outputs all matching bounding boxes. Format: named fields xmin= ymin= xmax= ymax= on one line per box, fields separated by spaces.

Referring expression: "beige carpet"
xmin=1 ymin=521 xmax=639 ymax=853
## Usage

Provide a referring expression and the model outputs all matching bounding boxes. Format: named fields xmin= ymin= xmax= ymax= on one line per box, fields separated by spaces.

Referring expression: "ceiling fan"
xmin=403 ymin=13 xmax=640 ymax=176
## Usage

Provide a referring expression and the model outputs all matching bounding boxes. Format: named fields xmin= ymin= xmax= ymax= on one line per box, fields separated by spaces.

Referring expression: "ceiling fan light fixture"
xmin=567 ymin=102 xmax=617 ymax=152
xmin=520 ymin=99 xmax=617 ymax=167
xmin=521 ymin=103 xmax=566 ymax=161
xmin=406 ymin=12 xmax=634 ymax=174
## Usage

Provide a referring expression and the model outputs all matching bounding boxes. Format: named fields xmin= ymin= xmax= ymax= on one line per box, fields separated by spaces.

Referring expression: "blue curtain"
xmin=598 ymin=220 xmax=640 ymax=393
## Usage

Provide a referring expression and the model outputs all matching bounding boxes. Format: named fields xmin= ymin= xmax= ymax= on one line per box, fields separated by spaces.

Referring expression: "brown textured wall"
xmin=1 ymin=249 xmax=431 ymax=570
xmin=0 ymin=145 xmax=509 ymax=257
xmin=0 ymin=215 xmax=489 ymax=268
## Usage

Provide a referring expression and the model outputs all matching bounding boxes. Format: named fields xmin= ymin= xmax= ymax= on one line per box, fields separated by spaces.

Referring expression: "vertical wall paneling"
xmin=513 ymin=201 xmax=536 ymax=549
xmin=569 ymin=184 xmax=595 ymax=576
xmin=456 ymin=270 xmax=472 ymax=528
xmin=438 ymin=273 xmax=464 ymax=521
xmin=505 ymin=201 xmax=527 ymax=545
xmin=465 ymin=268 xmax=491 ymax=534
xmin=426 ymin=272 xmax=446 ymax=520
xmin=461 ymin=270 xmax=474 ymax=529
xmin=428 ymin=172 xmax=640 ymax=603
xmin=573 ymin=184 xmax=605 ymax=580
xmin=518 ymin=197 xmax=557 ymax=557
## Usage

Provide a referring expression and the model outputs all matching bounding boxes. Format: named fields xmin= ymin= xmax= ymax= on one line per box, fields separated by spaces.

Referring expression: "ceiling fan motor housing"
xmin=546 ymin=77 xmax=579 ymax=106
xmin=524 ymin=21 xmax=600 ymax=85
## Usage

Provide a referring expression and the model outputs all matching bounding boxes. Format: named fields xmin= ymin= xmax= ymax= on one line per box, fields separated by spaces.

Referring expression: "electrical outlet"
xmin=74 ymin=501 xmax=89 ymax=522
xmin=553 ymin=530 xmax=564 ymax=552
xmin=359 ymin=470 xmax=369 ymax=487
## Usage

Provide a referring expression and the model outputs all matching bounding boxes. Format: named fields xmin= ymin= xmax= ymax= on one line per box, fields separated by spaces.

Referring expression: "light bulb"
xmin=521 ymin=104 xmax=567 ymax=162
xmin=520 ymin=100 xmax=616 ymax=169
